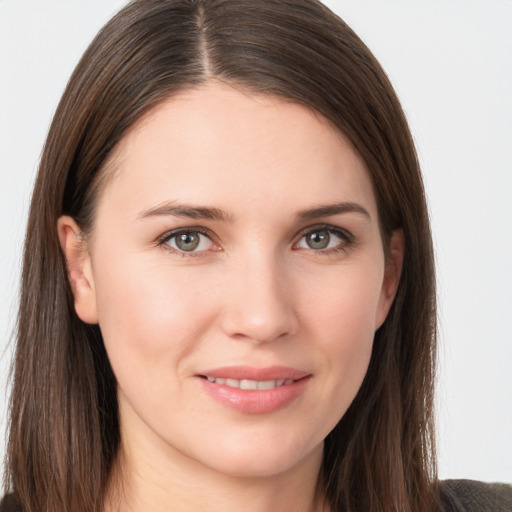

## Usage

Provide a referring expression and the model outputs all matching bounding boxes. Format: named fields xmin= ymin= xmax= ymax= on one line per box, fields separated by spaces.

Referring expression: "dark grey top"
xmin=440 ymin=479 xmax=512 ymax=511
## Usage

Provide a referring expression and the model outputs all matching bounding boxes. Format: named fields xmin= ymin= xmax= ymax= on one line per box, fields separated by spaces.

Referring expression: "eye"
xmin=160 ymin=229 xmax=216 ymax=253
xmin=295 ymin=226 xmax=351 ymax=252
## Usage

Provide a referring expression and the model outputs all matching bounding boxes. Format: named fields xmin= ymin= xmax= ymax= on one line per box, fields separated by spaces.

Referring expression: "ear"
xmin=375 ymin=229 xmax=404 ymax=330
xmin=57 ymin=216 xmax=99 ymax=324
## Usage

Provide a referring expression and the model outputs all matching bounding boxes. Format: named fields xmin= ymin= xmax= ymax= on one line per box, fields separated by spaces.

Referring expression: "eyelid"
xmin=156 ymin=226 xmax=212 ymax=243
xmin=156 ymin=227 xmax=219 ymax=255
xmin=293 ymin=224 xmax=355 ymax=251
xmin=154 ymin=223 xmax=355 ymax=256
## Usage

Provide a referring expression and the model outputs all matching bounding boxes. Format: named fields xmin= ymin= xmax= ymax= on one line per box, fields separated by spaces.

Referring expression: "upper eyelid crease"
xmin=156 ymin=224 xmax=354 ymax=245
xmin=157 ymin=226 xmax=213 ymax=242
xmin=298 ymin=226 xmax=354 ymax=244
xmin=157 ymin=225 xmax=353 ymax=255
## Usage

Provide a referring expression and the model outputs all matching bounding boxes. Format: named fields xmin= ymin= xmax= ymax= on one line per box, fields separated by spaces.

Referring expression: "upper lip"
xmin=198 ymin=365 xmax=310 ymax=381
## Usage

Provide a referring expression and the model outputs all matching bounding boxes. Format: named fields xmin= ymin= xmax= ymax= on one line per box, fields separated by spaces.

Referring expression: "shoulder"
xmin=0 ymin=495 xmax=22 ymax=512
xmin=439 ymin=479 xmax=512 ymax=512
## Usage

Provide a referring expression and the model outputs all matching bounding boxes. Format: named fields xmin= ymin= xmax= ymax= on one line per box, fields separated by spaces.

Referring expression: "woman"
xmin=1 ymin=1 xmax=511 ymax=511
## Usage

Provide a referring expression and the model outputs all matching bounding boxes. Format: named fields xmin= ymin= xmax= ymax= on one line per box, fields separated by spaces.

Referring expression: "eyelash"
xmin=156 ymin=227 xmax=217 ymax=257
xmin=294 ymin=225 xmax=355 ymax=255
xmin=156 ymin=224 xmax=355 ymax=257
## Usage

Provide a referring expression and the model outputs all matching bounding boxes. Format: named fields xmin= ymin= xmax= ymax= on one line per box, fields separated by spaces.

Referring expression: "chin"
xmin=188 ymin=433 xmax=324 ymax=479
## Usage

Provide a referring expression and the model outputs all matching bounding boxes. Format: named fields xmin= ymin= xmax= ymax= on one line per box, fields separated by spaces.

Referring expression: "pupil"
xmin=308 ymin=231 xmax=330 ymax=249
xmin=176 ymin=232 xmax=200 ymax=251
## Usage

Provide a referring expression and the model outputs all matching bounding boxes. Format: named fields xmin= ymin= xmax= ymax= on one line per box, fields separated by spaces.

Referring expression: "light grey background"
xmin=1 ymin=0 xmax=511 ymax=483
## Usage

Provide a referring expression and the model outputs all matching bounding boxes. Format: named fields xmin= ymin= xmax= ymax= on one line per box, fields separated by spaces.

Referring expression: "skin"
xmin=59 ymin=82 xmax=403 ymax=512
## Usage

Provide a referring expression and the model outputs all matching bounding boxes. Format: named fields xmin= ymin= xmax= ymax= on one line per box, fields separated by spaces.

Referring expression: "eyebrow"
xmin=138 ymin=202 xmax=234 ymax=222
xmin=137 ymin=200 xmax=370 ymax=222
xmin=296 ymin=202 xmax=371 ymax=220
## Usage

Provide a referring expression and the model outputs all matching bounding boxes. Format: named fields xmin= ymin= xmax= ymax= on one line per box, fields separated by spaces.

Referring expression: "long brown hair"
xmin=4 ymin=1 xmax=438 ymax=511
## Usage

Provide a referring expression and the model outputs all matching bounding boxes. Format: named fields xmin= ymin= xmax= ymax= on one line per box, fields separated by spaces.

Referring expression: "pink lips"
xmin=197 ymin=365 xmax=311 ymax=414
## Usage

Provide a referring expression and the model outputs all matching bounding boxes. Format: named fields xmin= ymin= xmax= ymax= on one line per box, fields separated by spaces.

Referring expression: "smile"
xmin=198 ymin=367 xmax=311 ymax=413
xmin=204 ymin=377 xmax=295 ymax=390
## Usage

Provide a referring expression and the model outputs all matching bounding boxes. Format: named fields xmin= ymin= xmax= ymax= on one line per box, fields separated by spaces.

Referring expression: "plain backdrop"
xmin=1 ymin=0 xmax=511 ymax=483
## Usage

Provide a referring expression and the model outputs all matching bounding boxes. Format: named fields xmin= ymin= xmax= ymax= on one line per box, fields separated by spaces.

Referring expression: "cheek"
xmin=304 ymin=260 xmax=384 ymax=343
xmin=301 ymin=264 xmax=383 ymax=421
xmin=91 ymin=251 xmax=220 ymax=391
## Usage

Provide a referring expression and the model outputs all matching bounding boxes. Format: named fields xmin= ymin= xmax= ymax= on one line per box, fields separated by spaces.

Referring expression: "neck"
xmin=105 ymin=427 xmax=328 ymax=512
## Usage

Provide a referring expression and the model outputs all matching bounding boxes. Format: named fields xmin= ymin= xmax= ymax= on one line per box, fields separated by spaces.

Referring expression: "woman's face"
xmin=61 ymin=83 xmax=401 ymax=479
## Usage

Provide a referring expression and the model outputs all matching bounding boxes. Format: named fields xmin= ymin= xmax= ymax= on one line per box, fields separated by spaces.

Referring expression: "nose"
xmin=218 ymin=254 xmax=299 ymax=344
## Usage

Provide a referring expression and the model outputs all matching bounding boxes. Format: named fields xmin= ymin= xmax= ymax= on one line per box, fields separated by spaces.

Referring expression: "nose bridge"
xmin=219 ymin=247 xmax=298 ymax=343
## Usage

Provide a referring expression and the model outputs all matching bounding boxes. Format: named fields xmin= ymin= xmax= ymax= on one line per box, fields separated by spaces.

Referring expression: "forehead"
xmin=97 ymin=82 xmax=378 ymax=222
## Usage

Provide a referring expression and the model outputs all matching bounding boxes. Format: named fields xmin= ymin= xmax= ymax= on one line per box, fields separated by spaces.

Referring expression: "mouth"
xmin=196 ymin=366 xmax=311 ymax=413
xmin=197 ymin=365 xmax=309 ymax=387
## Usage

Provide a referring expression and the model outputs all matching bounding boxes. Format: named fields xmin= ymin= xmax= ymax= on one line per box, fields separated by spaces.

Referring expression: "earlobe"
xmin=57 ymin=216 xmax=99 ymax=324
xmin=375 ymin=228 xmax=405 ymax=330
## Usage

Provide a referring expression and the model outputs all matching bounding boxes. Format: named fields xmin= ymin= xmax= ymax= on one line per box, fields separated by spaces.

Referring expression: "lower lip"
xmin=198 ymin=377 xmax=310 ymax=414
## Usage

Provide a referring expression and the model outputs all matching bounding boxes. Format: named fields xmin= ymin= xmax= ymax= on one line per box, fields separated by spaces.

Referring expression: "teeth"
xmin=240 ymin=379 xmax=258 ymax=390
xmin=205 ymin=377 xmax=294 ymax=389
